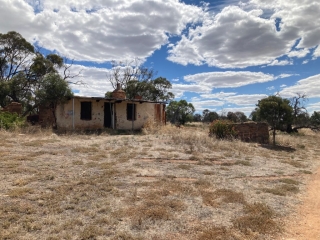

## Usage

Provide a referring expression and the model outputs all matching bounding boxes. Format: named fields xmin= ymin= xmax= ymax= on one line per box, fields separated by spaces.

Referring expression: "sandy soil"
xmin=280 ymin=166 xmax=320 ymax=240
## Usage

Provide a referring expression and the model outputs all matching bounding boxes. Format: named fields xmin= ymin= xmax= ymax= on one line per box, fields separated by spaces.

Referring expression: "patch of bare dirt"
xmin=279 ymin=166 xmax=320 ymax=240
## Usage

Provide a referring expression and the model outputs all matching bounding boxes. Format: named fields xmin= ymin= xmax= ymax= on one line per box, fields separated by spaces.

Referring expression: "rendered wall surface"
xmin=55 ymin=99 xmax=104 ymax=130
xmin=115 ymin=101 xmax=157 ymax=130
xmin=53 ymin=98 xmax=165 ymax=131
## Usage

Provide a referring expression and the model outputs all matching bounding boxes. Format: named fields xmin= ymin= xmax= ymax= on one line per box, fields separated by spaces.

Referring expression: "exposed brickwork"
xmin=112 ymin=90 xmax=126 ymax=99
xmin=1 ymin=102 xmax=22 ymax=115
xmin=38 ymin=106 xmax=55 ymax=127
xmin=112 ymin=83 xmax=126 ymax=99
xmin=233 ymin=122 xmax=269 ymax=144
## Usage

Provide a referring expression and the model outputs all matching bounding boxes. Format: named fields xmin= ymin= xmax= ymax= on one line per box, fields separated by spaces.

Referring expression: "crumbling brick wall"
xmin=233 ymin=122 xmax=269 ymax=144
xmin=1 ymin=102 xmax=22 ymax=115
xmin=38 ymin=106 xmax=55 ymax=127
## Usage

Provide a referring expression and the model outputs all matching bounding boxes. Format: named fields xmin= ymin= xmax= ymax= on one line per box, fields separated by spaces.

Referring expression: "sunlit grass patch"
xmin=261 ymin=184 xmax=299 ymax=196
xmin=281 ymin=159 xmax=305 ymax=168
xmin=7 ymin=187 xmax=34 ymax=198
xmin=23 ymin=139 xmax=59 ymax=147
xmin=233 ymin=202 xmax=280 ymax=235
xmin=196 ymin=225 xmax=236 ymax=240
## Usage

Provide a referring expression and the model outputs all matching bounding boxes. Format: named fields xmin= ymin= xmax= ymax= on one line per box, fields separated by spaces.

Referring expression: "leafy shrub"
xmin=0 ymin=111 xmax=25 ymax=129
xmin=209 ymin=120 xmax=237 ymax=139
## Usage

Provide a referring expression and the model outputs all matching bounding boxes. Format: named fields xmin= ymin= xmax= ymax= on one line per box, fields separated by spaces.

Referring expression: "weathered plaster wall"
xmin=54 ymin=98 xmax=165 ymax=131
xmin=55 ymin=98 xmax=105 ymax=130
xmin=115 ymin=101 xmax=156 ymax=130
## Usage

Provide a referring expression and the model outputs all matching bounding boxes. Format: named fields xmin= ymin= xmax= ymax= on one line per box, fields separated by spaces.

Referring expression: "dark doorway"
xmin=104 ymin=103 xmax=114 ymax=128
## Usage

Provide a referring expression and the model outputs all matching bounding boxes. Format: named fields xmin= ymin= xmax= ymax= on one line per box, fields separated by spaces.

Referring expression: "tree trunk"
xmin=273 ymin=128 xmax=276 ymax=146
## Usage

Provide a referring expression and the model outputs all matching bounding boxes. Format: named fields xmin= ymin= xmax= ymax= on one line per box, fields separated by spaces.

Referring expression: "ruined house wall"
xmin=53 ymin=98 xmax=165 ymax=131
xmin=115 ymin=101 xmax=158 ymax=130
xmin=1 ymin=102 xmax=22 ymax=115
xmin=39 ymin=106 xmax=55 ymax=127
xmin=55 ymin=98 xmax=104 ymax=130
xmin=233 ymin=122 xmax=269 ymax=144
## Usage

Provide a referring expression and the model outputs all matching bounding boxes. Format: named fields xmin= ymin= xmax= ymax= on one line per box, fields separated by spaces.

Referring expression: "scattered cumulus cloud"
xmin=167 ymin=0 xmax=320 ymax=68
xmin=313 ymin=46 xmax=320 ymax=58
xmin=200 ymin=92 xmax=237 ymax=99
xmin=267 ymin=86 xmax=275 ymax=91
xmin=279 ymin=74 xmax=320 ymax=98
xmin=276 ymin=73 xmax=297 ymax=79
xmin=184 ymin=71 xmax=275 ymax=88
xmin=287 ymin=48 xmax=310 ymax=58
xmin=267 ymin=59 xmax=293 ymax=66
xmin=224 ymin=94 xmax=268 ymax=105
xmin=0 ymin=0 xmax=204 ymax=62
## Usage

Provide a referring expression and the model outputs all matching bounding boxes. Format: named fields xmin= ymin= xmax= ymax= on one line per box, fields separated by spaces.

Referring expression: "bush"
xmin=209 ymin=120 xmax=237 ymax=139
xmin=0 ymin=111 xmax=25 ymax=129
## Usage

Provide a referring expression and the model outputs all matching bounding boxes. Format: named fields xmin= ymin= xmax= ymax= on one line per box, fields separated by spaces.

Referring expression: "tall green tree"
xmin=125 ymin=77 xmax=174 ymax=101
xmin=254 ymin=95 xmax=293 ymax=145
xmin=36 ymin=73 xmax=73 ymax=127
xmin=227 ymin=111 xmax=248 ymax=123
xmin=0 ymin=31 xmax=74 ymax=115
xmin=202 ymin=109 xmax=219 ymax=122
xmin=310 ymin=111 xmax=320 ymax=128
xmin=166 ymin=100 xmax=195 ymax=125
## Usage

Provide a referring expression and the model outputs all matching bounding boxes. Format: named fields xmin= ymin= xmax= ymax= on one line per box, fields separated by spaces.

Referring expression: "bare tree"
xmin=107 ymin=59 xmax=155 ymax=90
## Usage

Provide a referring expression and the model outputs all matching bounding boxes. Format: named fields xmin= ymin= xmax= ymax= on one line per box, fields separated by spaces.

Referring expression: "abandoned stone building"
xmin=39 ymin=85 xmax=166 ymax=131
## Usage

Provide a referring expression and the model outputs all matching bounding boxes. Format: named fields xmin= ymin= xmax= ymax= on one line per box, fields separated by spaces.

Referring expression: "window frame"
xmin=127 ymin=103 xmax=136 ymax=121
xmin=80 ymin=101 xmax=92 ymax=120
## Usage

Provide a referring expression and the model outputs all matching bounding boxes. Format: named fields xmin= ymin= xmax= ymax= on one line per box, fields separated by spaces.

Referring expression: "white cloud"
xmin=191 ymin=99 xmax=225 ymax=112
xmin=171 ymin=83 xmax=211 ymax=98
xmin=267 ymin=86 xmax=275 ymax=91
xmin=184 ymin=71 xmax=275 ymax=88
xmin=276 ymin=73 xmax=297 ymax=79
xmin=307 ymin=102 xmax=320 ymax=113
xmin=288 ymin=48 xmax=309 ymax=58
xmin=267 ymin=59 xmax=293 ymax=66
xmin=280 ymin=84 xmax=287 ymax=88
xmin=167 ymin=0 xmax=320 ymax=68
xmin=224 ymin=94 xmax=268 ymax=105
xmin=64 ymin=64 xmax=112 ymax=97
xmin=0 ymin=0 xmax=204 ymax=62
xmin=200 ymin=92 xmax=237 ymax=99
xmin=219 ymin=106 xmax=256 ymax=116
xmin=279 ymin=74 xmax=320 ymax=98
xmin=313 ymin=46 xmax=320 ymax=59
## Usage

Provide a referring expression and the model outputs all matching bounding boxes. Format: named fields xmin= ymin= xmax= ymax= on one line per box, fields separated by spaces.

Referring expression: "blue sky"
xmin=1 ymin=0 xmax=320 ymax=115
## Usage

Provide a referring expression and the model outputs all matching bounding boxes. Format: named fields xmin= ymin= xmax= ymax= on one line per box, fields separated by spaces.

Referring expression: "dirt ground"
xmin=1 ymin=125 xmax=320 ymax=239
xmin=279 ymin=166 xmax=320 ymax=240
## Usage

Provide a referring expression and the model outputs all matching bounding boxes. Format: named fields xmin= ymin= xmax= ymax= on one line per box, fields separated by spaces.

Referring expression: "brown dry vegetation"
xmin=0 ymin=124 xmax=320 ymax=239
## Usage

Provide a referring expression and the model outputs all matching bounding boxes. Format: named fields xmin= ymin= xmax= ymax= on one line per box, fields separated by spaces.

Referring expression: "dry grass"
xmin=0 ymin=125 xmax=319 ymax=239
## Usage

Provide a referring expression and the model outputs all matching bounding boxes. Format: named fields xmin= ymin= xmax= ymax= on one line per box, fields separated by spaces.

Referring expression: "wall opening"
xmin=127 ymin=103 xmax=136 ymax=121
xmin=80 ymin=102 xmax=92 ymax=120
xmin=104 ymin=102 xmax=114 ymax=128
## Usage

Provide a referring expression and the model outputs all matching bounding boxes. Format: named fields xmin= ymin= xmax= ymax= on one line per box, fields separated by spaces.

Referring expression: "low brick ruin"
xmin=233 ymin=122 xmax=269 ymax=144
xmin=1 ymin=102 xmax=22 ymax=115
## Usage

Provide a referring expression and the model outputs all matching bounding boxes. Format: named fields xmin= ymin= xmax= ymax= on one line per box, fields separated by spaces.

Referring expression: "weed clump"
xmin=209 ymin=120 xmax=237 ymax=139
xmin=233 ymin=202 xmax=280 ymax=235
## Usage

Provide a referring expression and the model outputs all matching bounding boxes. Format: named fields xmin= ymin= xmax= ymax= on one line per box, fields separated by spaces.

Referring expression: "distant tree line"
xmin=192 ymin=109 xmax=248 ymax=123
